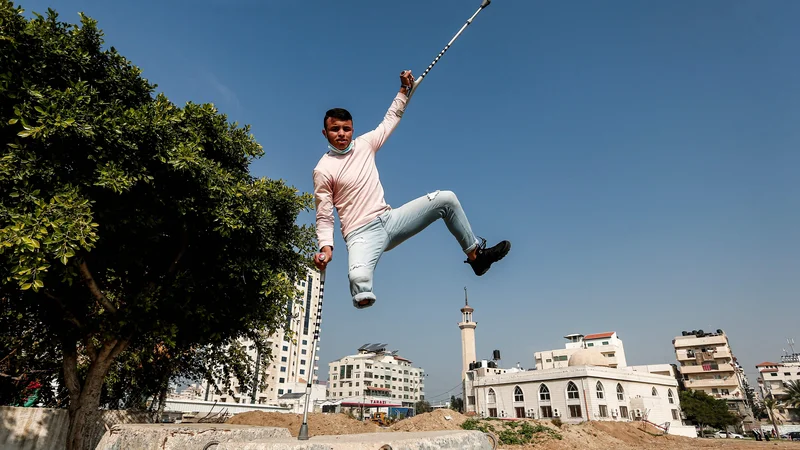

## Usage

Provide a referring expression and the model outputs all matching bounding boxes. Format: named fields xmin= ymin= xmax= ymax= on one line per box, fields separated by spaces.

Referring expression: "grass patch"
xmin=461 ymin=419 xmax=562 ymax=445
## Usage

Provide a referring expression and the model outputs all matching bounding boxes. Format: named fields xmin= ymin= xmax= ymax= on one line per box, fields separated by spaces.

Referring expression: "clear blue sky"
xmin=20 ymin=0 xmax=800 ymax=401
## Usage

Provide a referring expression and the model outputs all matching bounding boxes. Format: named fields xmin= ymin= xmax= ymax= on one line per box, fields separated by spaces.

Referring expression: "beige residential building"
xmin=207 ymin=266 xmax=325 ymax=406
xmin=672 ymin=329 xmax=755 ymax=428
xmin=756 ymin=351 xmax=800 ymax=422
xmin=534 ymin=331 xmax=627 ymax=370
xmin=326 ymin=343 xmax=425 ymax=412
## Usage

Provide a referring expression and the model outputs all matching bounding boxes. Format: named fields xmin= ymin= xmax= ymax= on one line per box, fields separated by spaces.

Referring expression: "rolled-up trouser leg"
xmin=344 ymin=218 xmax=387 ymax=308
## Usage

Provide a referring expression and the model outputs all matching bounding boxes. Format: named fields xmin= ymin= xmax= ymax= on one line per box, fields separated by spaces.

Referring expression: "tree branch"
xmin=85 ymin=338 xmax=98 ymax=363
xmin=79 ymin=261 xmax=118 ymax=314
xmin=62 ymin=339 xmax=81 ymax=406
xmin=44 ymin=290 xmax=83 ymax=329
xmin=167 ymin=226 xmax=189 ymax=276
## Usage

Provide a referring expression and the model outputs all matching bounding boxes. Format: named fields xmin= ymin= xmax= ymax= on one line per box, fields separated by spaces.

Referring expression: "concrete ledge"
xmin=216 ymin=430 xmax=495 ymax=450
xmin=95 ymin=423 xmax=291 ymax=450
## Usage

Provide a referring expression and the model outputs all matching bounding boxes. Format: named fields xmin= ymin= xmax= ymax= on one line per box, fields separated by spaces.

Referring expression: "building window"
xmin=567 ymin=381 xmax=580 ymax=400
xmin=300 ymin=369 xmax=305 ymax=375
xmin=515 ymin=406 xmax=525 ymax=418
xmin=599 ymin=405 xmax=608 ymax=417
xmin=569 ymin=405 xmax=582 ymax=418
xmin=602 ymin=341 xmax=609 ymax=345
xmin=279 ymin=378 xmax=285 ymax=383
xmin=668 ymin=389 xmax=674 ymax=404
xmin=587 ymin=343 xmax=594 ymax=347
xmin=672 ymin=409 xmax=679 ymax=420
xmin=280 ymin=367 xmax=286 ymax=372
xmin=278 ymin=389 xmax=284 ymax=395
xmin=616 ymin=383 xmax=624 ymax=401
xmin=539 ymin=384 xmax=551 ymax=401
xmin=652 ymin=387 xmax=658 ymax=397
xmin=540 ymin=405 xmax=553 ymax=418
xmin=281 ymin=356 xmax=287 ymax=362
xmin=596 ymin=381 xmax=604 ymax=399
xmin=514 ymin=386 xmax=524 ymax=402
xmin=488 ymin=408 xmax=497 ymax=417
xmin=620 ymin=406 xmax=628 ymax=419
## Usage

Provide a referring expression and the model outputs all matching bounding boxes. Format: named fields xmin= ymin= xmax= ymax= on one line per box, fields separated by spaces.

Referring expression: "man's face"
xmin=323 ymin=118 xmax=353 ymax=150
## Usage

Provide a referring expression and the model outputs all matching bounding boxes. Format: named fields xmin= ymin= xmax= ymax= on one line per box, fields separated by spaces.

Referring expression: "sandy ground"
xmin=227 ymin=409 xmax=800 ymax=449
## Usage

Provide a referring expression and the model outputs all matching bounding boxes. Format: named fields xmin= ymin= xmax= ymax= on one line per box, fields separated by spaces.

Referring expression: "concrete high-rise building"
xmin=325 ymin=344 xmax=425 ymax=414
xmin=458 ymin=287 xmax=477 ymax=377
xmin=534 ymin=332 xmax=627 ymax=370
xmin=207 ymin=266 xmax=325 ymax=406
xmin=672 ymin=328 xmax=755 ymax=429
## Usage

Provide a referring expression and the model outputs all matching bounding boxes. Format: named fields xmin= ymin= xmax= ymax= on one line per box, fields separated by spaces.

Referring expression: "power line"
xmin=425 ymin=381 xmax=463 ymax=401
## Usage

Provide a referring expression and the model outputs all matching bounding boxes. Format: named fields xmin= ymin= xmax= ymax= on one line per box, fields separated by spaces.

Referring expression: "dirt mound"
xmin=389 ymin=409 xmax=468 ymax=432
xmin=226 ymin=411 xmax=380 ymax=437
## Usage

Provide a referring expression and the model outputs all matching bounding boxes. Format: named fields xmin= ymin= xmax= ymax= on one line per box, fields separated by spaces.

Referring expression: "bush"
xmin=551 ymin=417 xmax=563 ymax=428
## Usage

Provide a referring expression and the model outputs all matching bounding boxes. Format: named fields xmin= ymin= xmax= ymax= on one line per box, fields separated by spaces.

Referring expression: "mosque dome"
xmin=568 ymin=347 xmax=608 ymax=367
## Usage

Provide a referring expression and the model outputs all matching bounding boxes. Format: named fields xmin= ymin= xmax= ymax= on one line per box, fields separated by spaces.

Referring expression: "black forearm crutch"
xmin=298 ymin=254 xmax=326 ymax=440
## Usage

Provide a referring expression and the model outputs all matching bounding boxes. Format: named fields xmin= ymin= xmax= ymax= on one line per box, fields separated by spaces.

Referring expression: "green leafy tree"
xmin=0 ymin=3 xmax=315 ymax=449
xmin=450 ymin=394 xmax=464 ymax=413
xmin=763 ymin=397 xmax=780 ymax=438
xmin=415 ymin=400 xmax=433 ymax=414
xmin=678 ymin=390 xmax=739 ymax=431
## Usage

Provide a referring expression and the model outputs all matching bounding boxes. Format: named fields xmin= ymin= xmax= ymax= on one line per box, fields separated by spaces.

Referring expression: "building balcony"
xmin=684 ymin=378 xmax=740 ymax=388
xmin=710 ymin=392 xmax=744 ymax=401
xmin=674 ymin=335 xmax=728 ymax=348
xmin=680 ymin=363 xmax=734 ymax=374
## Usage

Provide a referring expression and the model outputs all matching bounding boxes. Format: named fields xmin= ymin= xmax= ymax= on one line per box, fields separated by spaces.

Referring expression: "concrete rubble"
xmin=95 ymin=426 xmax=495 ymax=450
xmin=94 ymin=423 xmax=291 ymax=450
xmin=215 ymin=430 xmax=495 ymax=450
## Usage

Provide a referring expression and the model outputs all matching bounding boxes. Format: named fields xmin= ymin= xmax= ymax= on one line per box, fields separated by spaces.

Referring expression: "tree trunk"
xmin=63 ymin=336 xmax=131 ymax=450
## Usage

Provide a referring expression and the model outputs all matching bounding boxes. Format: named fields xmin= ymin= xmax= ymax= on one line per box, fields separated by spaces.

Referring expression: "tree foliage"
xmin=450 ymin=395 xmax=464 ymax=413
xmin=0 ymin=2 xmax=315 ymax=448
xmin=415 ymin=400 xmax=433 ymax=414
xmin=783 ymin=380 xmax=800 ymax=410
xmin=678 ymin=390 xmax=739 ymax=430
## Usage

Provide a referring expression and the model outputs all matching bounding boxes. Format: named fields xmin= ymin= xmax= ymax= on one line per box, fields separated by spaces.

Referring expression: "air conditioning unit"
xmin=553 ymin=409 xmax=561 ymax=417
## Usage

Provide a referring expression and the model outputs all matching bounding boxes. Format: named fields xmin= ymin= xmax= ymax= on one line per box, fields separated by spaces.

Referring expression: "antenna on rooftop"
xmin=789 ymin=338 xmax=797 ymax=355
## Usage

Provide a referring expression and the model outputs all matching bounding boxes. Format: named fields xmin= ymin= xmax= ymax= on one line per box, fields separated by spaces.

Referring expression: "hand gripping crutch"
xmin=298 ymin=254 xmax=326 ymax=440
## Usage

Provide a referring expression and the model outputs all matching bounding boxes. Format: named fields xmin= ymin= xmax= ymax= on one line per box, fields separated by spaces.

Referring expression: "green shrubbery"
xmin=461 ymin=418 xmax=562 ymax=445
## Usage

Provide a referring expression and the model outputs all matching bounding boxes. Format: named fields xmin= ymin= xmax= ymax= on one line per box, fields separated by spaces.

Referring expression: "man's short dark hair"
xmin=324 ymin=108 xmax=352 ymax=130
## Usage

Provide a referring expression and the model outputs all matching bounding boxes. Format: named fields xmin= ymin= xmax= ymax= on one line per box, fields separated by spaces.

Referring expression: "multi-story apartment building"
xmin=672 ymin=329 xmax=755 ymax=428
xmin=756 ymin=350 xmax=800 ymax=422
xmin=534 ymin=332 xmax=627 ymax=370
xmin=326 ymin=343 xmax=425 ymax=410
xmin=207 ymin=266 xmax=325 ymax=405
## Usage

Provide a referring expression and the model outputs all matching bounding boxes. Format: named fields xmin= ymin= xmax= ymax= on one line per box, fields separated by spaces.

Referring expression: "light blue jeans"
xmin=344 ymin=190 xmax=480 ymax=306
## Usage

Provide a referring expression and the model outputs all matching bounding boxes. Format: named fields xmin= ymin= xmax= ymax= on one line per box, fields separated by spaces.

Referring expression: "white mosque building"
xmin=457 ymin=291 xmax=697 ymax=438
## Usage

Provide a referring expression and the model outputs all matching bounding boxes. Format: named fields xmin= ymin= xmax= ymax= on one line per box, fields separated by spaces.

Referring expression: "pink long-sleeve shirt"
xmin=313 ymin=92 xmax=408 ymax=250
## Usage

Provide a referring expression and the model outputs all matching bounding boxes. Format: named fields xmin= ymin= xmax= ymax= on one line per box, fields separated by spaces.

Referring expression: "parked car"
xmin=714 ymin=431 xmax=744 ymax=439
xmin=781 ymin=431 xmax=800 ymax=441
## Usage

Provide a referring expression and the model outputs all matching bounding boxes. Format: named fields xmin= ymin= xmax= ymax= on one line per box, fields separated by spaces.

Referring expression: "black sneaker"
xmin=465 ymin=237 xmax=511 ymax=276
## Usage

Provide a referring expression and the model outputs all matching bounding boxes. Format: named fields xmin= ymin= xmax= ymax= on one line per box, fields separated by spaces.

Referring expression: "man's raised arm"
xmin=360 ymin=70 xmax=414 ymax=152
xmin=313 ymin=169 xmax=334 ymax=269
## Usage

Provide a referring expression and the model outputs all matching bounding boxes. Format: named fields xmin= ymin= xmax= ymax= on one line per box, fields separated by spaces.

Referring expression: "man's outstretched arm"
xmin=313 ymin=169 xmax=334 ymax=269
xmin=360 ymin=70 xmax=414 ymax=152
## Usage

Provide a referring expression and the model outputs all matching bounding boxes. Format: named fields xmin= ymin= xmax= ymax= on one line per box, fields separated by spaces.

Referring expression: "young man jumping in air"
xmin=312 ymin=69 xmax=510 ymax=309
